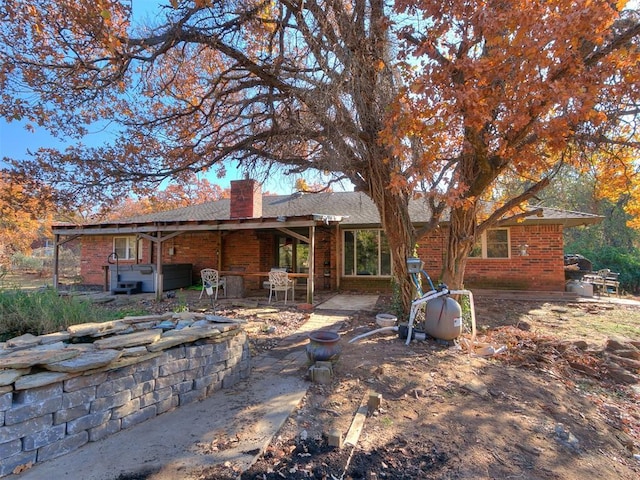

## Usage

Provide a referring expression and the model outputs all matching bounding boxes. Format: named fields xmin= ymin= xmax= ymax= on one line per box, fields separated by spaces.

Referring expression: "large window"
xmin=113 ymin=236 xmax=138 ymax=260
xmin=469 ymin=228 xmax=510 ymax=259
xmin=343 ymin=229 xmax=391 ymax=276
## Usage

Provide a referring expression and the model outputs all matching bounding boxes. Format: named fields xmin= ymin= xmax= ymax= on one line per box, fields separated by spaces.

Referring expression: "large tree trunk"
xmin=441 ymin=205 xmax=477 ymax=290
xmin=367 ymin=181 xmax=417 ymax=315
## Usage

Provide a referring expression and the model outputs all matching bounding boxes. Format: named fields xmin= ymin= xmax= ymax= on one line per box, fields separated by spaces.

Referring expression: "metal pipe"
xmin=348 ymin=326 xmax=398 ymax=344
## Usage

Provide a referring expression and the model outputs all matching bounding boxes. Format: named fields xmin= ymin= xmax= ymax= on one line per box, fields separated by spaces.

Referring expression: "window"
xmin=343 ymin=229 xmax=391 ymax=276
xmin=113 ymin=236 xmax=137 ymax=260
xmin=277 ymin=237 xmax=293 ymax=270
xmin=469 ymin=228 xmax=510 ymax=259
xmin=275 ymin=236 xmax=309 ymax=273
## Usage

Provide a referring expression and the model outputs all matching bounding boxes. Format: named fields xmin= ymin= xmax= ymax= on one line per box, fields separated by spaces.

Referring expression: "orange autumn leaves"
xmin=0 ymin=174 xmax=54 ymax=264
xmin=384 ymin=0 xmax=639 ymax=226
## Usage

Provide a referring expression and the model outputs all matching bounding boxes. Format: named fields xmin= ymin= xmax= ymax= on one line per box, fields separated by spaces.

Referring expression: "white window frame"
xmin=113 ymin=236 xmax=138 ymax=260
xmin=342 ymin=229 xmax=392 ymax=277
xmin=469 ymin=228 xmax=511 ymax=259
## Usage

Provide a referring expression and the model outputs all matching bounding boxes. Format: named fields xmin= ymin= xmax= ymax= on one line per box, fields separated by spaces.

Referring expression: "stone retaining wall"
xmin=0 ymin=312 xmax=251 ymax=477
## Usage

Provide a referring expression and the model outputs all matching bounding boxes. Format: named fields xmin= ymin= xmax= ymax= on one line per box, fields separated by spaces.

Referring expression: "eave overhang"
xmin=51 ymin=214 xmax=345 ymax=236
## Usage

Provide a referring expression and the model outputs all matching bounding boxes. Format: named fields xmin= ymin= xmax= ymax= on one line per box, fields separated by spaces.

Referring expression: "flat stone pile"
xmin=0 ymin=312 xmax=251 ymax=477
xmin=0 ymin=313 xmax=243 ymax=386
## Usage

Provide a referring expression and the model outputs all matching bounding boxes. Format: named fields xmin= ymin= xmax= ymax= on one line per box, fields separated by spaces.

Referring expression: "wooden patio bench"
xmin=582 ymin=269 xmax=620 ymax=296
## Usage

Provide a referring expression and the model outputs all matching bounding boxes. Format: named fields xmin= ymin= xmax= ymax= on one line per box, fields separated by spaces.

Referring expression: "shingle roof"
xmin=117 ymin=191 xmax=601 ymax=228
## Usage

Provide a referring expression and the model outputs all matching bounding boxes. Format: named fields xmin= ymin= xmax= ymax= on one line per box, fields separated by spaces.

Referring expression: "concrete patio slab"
xmin=315 ymin=294 xmax=379 ymax=311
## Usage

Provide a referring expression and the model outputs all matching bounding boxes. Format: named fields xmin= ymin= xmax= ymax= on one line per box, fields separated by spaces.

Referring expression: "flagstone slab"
xmin=103 ymin=352 xmax=162 ymax=371
xmin=14 ymin=371 xmax=75 ymax=390
xmin=154 ymin=320 xmax=176 ymax=330
xmin=89 ymin=320 xmax=130 ymax=337
xmin=166 ymin=325 xmax=222 ymax=339
xmin=27 ymin=341 xmax=67 ymax=351
xmin=39 ymin=331 xmax=72 ymax=345
xmin=93 ymin=330 xmax=162 ymax=350
xmin=0 ymin=368 xmax=31 ymax=386
xmin=217 ymin=324 xmax=241 ymax=333
xmin=45 ymin=349 xmax=122 ymax=373
xmin=130 ymin=322 xmax=155 ymax=331
xmin=205 ymin=315 xmax=246 ymax=323
xmin=147 ymin=331 xmax=200 ymax=352
xmin=6 ymin=333 xmax=40 ymax=349
xmin=146 ymin=326 xmax=220 ymax=352
xmin=121 ymin=314 xmax=170 ymax=324
xmin=67 ymin=322 xmax=108 ymax=337
xmin=172 ymin=312 xmax=201 ymax=322
xmin=122 ymin=346 xmax=150 ymax=357
xmin=70 ymin=343 xmax=98 ymax=352
xmin=0 ymin=348 xmax=80 ymax=369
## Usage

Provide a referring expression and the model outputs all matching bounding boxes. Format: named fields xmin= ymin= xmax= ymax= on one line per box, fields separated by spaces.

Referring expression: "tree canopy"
xmin=0 ymin=172 xmax=54 ymax=267
xmin=1 ymin=0 xmax=639 ymax=308
xmin=1 ymin=0 xmax=400 ymax=199
xmin=384 ymin=1 xmax=639 ymax=282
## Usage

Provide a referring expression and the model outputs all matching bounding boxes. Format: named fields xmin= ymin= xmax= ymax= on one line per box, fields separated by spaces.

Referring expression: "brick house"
xmin=51 ymin=179 xmax=602 ymax=301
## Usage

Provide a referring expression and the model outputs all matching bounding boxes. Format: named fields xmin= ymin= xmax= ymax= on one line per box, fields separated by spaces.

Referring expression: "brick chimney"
xmin=230 ymin=179 xmax=262 ymax=219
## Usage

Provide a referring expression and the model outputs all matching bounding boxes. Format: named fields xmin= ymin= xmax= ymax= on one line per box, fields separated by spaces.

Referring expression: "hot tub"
xmin=109 ymin=264 xmax=192 ymax=292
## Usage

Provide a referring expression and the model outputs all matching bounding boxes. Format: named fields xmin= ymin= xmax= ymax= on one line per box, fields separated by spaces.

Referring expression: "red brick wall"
xmin=151 ymin=230 xmax=260 ymax=286
xmin=314 ymin=227 xmax=335 ymax=290
xmin=414 ymin=224 xmax=565 ymax=291
xmin=221 ymin=230 xmax=263 ymax=289
xmin=80 ymin=236 xmax=113 ymax=286
xmin=80 ymin=233 xmax=219 ymax=287
xmin=339 ymin=277 xmax=392 ymax=293
xmin=79 ymin=235 xmax=150 ymax=287
xmin=79 ymin=223 xmax=565 ymax=292
xmin=160 ymin=232 xmax=222 ymax=283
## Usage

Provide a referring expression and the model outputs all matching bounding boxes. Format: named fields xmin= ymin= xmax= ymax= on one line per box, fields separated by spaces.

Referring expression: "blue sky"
xmin=0 ymin=116 xmax=302 ymax=194
xmin=0 ymin=1 xmax=155 ymax=168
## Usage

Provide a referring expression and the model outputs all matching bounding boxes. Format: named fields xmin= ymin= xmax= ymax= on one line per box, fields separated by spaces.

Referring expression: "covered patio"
xmin=52 ymin=216 xmax=345 ymax=303
xmin=51 ymin=181 xmax=345 ymax=304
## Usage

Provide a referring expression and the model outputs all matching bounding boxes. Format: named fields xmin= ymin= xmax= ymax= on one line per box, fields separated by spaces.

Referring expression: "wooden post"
xmin=335 ymin=226 xmax=341 ymax=290
xmin=155 ymin=231 xmax=163 ymax=301
xmin=217 ymin=231 xmax=223 ymax=271
xmin=308 ymin=225 xmax=315 ymax=304
xmin=53 ymin=234 xmax=60 ymax=290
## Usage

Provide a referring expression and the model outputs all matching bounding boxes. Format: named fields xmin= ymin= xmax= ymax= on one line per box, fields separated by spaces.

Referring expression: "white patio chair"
xmin=268 ymin=270 xmax=294 ymax=304
xmin=199 ymin=268 xmax=226 ymax=300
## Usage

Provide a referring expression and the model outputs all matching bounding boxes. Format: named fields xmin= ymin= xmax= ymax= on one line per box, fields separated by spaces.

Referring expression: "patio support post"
xmin=335 ymin=226 xmax=341 ymax=290
xmin=156 ymin=231 xmax=163 ymax=301
xmin=217 ymin=231 xmax=223 ymax=271
xmin=308 ymin=225 xmax=315 ymax=304
xmin=53 ymin=234 xmax=60 ymax=290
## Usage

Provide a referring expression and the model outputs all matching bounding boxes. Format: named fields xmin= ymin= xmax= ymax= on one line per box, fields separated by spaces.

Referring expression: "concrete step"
xmin=471 ymin=289 xmax=580 ymax=301
xmin=111 ymin=281 xmax=142 ymax=295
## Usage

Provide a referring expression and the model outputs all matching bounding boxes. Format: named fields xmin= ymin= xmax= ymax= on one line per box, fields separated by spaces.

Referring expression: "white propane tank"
xmin=424 ymin=296 xmax=463 ymax=340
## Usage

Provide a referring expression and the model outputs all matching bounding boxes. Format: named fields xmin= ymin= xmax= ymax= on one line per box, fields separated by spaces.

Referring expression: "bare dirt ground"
xmin=231 ymin=294 xmax=640 ymax=480
xmin=6 ymin=272 xmax=640 ymax=479
xmin=65 ymin=288 xmax=640 ymax=480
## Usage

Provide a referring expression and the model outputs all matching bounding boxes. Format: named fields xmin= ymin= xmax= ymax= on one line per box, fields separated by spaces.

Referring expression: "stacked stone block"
xmin=0 ymin=314 xmax=251 ymax=477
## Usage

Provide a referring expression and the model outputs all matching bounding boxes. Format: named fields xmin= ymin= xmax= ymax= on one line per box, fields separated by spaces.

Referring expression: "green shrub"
xmin=9 ymin=247 xmax=80 ymax=278
xmin=11 ymin=253 xmax=45 ymax=273
xmin=0 ymin=288 xmax=125 ymax=342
